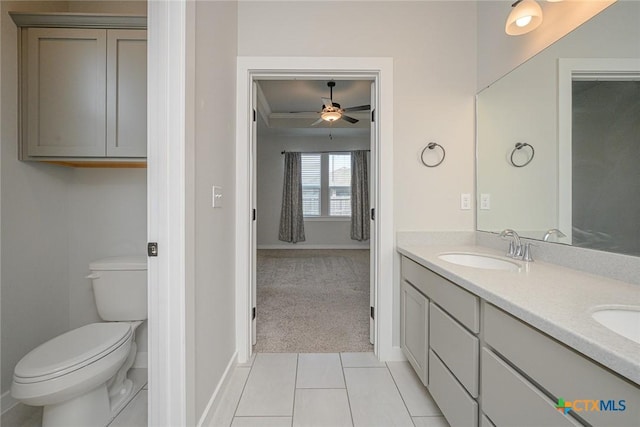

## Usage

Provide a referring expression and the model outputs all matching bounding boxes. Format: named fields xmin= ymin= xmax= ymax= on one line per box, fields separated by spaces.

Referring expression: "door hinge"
xmin=252 ymin=208 xmax=257 ymax=221
xmin=371 ymin=208 xmax=375 ymax=221
xmin=253 ymin=109 xmax=257 ymax=122
xmin=252 ymin=307 xmax=256 ymax=320
xmin=147 ymin=242 xmax=158 ymax=257
xmin=370 ymin=306 xmax=375 ymax=319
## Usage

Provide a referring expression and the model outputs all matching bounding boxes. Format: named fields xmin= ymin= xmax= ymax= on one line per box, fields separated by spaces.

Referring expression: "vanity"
xmin=398 ymin=244 xmax=640 ymax=427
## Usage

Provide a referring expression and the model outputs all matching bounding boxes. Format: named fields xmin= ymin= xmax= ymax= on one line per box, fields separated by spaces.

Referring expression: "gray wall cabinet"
xmin=12 ymin=14 xmax=147 ymax=163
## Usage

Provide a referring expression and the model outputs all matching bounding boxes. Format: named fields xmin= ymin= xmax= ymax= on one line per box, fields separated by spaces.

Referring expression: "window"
xmin=301 ymin=154 xmax=321 ymax=216
xmin=301 ymin=153 xmax=351 ymax=217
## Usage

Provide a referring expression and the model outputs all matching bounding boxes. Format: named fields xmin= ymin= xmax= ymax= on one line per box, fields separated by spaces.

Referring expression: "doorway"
xmin=254 ymin=79 xmax=374 ymax=353
xmin=235 ymin=57 xmax=396 ymax=364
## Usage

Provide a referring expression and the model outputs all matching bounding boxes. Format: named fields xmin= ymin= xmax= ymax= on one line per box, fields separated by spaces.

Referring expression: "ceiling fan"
xmin=309 ymin=81 xmax=370 ymax=126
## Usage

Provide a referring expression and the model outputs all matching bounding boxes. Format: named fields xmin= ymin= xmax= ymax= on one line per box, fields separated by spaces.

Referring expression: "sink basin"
xmin=591 ymin=308 xmax=640 ymax=344
xmin=438 ymin=252 xmax=520 ymax=271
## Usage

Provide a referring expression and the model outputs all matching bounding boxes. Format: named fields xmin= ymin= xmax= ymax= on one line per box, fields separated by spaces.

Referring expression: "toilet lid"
xmin=14 ymin=323 xmax=132 ymax=382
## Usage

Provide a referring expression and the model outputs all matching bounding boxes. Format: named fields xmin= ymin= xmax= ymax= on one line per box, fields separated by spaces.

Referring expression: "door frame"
xmin=235 ymin=57 xmax=396 ymax=363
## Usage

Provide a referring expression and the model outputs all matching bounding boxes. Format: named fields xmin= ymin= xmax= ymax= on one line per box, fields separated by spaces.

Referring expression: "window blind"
xmin=301 ymin=154 xmax=321 ymax=216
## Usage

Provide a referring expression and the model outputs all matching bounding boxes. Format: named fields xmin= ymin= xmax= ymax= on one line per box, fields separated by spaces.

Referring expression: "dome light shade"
xmin=321 ymin=110 xmax=342 ymax=122
xmin=506 ymin=0 xmax=543 ymax=36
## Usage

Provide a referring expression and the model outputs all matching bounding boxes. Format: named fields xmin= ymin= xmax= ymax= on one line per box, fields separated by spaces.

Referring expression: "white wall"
xmin=239 ymin=1 xmax=477 ymax=233
xmin=238 ymin=0 xmax=477 ymax=350
xmin=1 ymin=0 xmax=148 ymax=403
xmin=67 ymin=168 xmax=147 ymax=352
xmin=192 ymin=0 xmax=238 ymax=422
xmin=257 ymin=123 xmax=370 ymax=249
xmin=1 ymin=0 xmax=72 ymax=399
xmin=476 ymin=0 xmax=614 ymax=90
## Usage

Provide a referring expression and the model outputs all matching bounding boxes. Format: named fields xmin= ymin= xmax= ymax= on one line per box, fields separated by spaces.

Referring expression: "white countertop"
xmin=397 ymin=244 xmax=640 ymax=385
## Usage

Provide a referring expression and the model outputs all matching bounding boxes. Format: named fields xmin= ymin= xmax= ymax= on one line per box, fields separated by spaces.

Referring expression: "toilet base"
xmin=42 ymin=384 xmax=110 ymax=427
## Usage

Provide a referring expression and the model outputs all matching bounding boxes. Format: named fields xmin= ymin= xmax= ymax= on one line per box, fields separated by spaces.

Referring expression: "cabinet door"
xmin=106 ymin=30 xmax=147 ymax=157
xmin=401 ymin=280 xmax=428 ymax=385
xmin=26 ymin=28 xmax=107 ymax=157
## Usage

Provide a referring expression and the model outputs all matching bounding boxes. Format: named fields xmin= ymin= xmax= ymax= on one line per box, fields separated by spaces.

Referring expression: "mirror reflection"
xmin=476 ymin=1 xmax=640 ymax=256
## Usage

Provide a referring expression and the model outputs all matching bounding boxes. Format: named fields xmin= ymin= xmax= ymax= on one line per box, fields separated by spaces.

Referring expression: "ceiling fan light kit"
xmin=312 ymin=81 xmax=370 ymax=126
xmin=321 ymin=110 xmax=342 ymax=122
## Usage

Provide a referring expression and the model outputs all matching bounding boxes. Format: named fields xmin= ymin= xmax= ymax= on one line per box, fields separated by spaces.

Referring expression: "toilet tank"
xmin=89 ymin=256 xmax=147 ymax=321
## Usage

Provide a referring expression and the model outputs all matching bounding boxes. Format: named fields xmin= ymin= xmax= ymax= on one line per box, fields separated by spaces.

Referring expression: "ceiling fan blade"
xmin=343 ymin=104 xmax=371 ymax=112
xmin=322 ymin=97 xmax=333 ymax=109
xmin=310 ymin=118 xmax=325 ymax=126
xmin=341 ymin=115 xmax=359 ymax=124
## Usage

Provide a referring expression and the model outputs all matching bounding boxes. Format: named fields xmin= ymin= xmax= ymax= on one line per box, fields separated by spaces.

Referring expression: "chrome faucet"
xmin=499 ymin=229 xmax=522 ymax=258
xmin=543 ymin=228 xmax=566 ymax=242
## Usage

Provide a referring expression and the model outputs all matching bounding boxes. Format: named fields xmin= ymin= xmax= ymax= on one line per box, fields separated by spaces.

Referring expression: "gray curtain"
xmin=351 ymin=150 xmax=370 ymax=241
xmin=278 ymin=152 xmax=306 ymax=243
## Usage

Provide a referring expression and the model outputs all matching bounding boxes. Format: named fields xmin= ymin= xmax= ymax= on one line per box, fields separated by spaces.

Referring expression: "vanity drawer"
xmin=480 ymin=413 xmax=495 ymax=427
xmin=430 ymin=302 xmax=479 ymax=397
xmin=484 ymin=303 xmax=640 ymax=427
xmin=428 ymin=349 xmax=478 ymax=427
xmin=481 ymin=348 xmax=581 ymax=427
xmin=401 ymin=256 xmax=479 ymax=332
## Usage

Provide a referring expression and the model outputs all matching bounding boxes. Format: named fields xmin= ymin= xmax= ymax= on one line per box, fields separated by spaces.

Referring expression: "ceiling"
xmin=256 ymin=79 xmax=372 ymax=137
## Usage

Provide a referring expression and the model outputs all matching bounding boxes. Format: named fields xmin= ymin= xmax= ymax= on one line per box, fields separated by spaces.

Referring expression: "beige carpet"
xmin=255 ymin=249 xmax=373 ymax=353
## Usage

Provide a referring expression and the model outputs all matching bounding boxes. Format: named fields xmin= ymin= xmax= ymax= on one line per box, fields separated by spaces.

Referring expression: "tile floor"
xmin=208 ymin=352 xmax=449 ymax=427
xmin=1 ymin=368 xmax=147 ymax=427
xmin=5 ymin=355 xmax=448 ymax=427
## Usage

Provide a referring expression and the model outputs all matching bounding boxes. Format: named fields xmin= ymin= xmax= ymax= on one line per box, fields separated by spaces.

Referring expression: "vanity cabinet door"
xmin=401 ymin=280 xmax=428 ymax=385
xmin=106 ymin=30 xmax=147 ymax=157
xmin=25 ymin=28 xmax=107 ymax=157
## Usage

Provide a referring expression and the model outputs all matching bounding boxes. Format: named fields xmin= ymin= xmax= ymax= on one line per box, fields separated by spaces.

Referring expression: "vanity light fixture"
xmin=505 ymin=0 xmax=543 ymax=36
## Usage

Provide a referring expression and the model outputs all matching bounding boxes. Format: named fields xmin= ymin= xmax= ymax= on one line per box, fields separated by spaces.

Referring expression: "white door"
xmin=369 ymin=80 xmax=377 ymax=345
xmin=251 ymin=81 xmax=258 ymax=347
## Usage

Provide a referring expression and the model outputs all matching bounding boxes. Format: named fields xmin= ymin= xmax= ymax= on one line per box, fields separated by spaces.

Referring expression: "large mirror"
xmin=476 ymin=1 xmax=640 ymax=257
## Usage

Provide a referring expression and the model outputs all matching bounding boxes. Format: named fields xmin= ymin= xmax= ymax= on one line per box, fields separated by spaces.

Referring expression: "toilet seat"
xmin=13 ymin=323 xmax=132 ymax=384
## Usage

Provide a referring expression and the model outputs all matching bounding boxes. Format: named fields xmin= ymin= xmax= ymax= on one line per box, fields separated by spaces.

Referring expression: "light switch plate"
xmin=461 ymin=193 xmax=471 ymax=210
xmin=480 ymin=193 xmax=491 ymax=210
xmin=212 ymin=186 xmax=223 ymax=208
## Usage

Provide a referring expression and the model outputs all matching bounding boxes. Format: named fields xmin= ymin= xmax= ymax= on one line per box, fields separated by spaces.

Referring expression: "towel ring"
xmin=510 ymin=142 xmax=535 ymax=167
xmin=420 ymin=142 xmax=446 ymax=167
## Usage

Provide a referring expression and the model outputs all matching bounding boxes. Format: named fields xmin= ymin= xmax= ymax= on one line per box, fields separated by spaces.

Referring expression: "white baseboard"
xmin=196 ymin=351 xmax=238 ymax=427
xmin=1 ymin=390 xmax=19 ymax=415
xmin=133 ymin=351 xmax=148 ymax=369
xmin=257 ymin=244 xmax=369 ymax=250
xmin=379 ymin=345 xmax=407 ymax=362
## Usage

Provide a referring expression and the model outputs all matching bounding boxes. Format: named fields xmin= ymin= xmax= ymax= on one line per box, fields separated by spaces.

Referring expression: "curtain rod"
xmin=281 ymin=150 xmax=370 ymax=155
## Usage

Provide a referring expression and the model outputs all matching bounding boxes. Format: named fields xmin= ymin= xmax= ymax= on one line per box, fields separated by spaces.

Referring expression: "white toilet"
xmin=11 ymin=256 xmax=147 ymax=427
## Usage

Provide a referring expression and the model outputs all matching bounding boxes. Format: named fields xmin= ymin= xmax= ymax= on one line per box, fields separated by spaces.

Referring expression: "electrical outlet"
xmin=461 ymin=193 xmax=471 ymax=210
xmin=480 ymin=193 xmax=491 ymax=210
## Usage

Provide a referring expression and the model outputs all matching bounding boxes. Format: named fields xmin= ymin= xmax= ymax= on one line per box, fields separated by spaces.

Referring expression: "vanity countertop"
xmin=397 ymin=244 xmax=640 ymax=385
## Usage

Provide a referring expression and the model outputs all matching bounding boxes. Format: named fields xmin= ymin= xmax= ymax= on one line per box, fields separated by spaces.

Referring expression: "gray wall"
xmin=257 ymin=123 xmax=370 ymax=249
xmin=192 ymin=0 xmax=238 ymax=421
